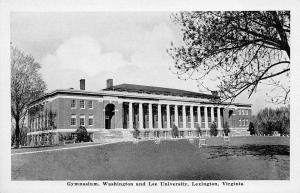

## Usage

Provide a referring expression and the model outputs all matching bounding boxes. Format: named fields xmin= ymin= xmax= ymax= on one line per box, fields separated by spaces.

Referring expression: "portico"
xmin=121 ymin=100 xmax=224 ymax=132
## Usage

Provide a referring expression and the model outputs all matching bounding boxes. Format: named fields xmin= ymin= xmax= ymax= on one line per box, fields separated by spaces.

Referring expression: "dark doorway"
xmin=105 ymin=104 xmax=115 ymax=129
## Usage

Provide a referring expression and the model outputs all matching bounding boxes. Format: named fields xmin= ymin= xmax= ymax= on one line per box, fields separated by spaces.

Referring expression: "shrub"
xmin=210 ymin=122 xmax=218 ymax=137
xmin=133 ymin=127 xmax=140 ymax=139
xmin=223 ymin=122 xmax=230 ymax=136
xmin=196 ymin=124 xmax=202 ymax=137
xmin=75 ymin=126 xmax=91 ymax=142
xmin=248 ymin=122 xmax=255 ymax=136
xmin=171 ymin=124 xmax=179 ymax=138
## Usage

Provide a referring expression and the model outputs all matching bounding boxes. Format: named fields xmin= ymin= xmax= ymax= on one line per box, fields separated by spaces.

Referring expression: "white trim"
xmin=121 ymin=99 xmax=227 ymax=108
xmin=102 ymin=90 xmax=211 ymax=103
xmin=46 ymin=95 xmax=104 ymax=102
xmin=31 ymin=89 xmax=251 ymax=109
xmin=230 ymin=106 xmax=251 ymax=110
xmin=34 ymin=93 xmax=250 ymax=110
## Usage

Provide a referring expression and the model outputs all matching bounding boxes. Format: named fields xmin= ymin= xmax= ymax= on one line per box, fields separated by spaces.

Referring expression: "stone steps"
xmin=93 ymin=129 xmax=133 ymax=143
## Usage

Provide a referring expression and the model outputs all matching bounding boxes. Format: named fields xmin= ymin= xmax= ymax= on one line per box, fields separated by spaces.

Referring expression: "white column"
xmin=174 ymin=105 xmax=179 ymax=127
xmin=190 ymin=106 xmax=194 ymax=129
xmin=45 ymin=111 xmax=47 ymax=129
xmin=139 ymin=103 xmax=143 ymax=129
xmin=166 ymin=104 xmax=171 ymax=129
xmin=197 ymin=106 xmax=201 ymax=128
xmin=148 ymin=103 xmax=153 ymax=129
xmin=129 ymin=102 xmax=133 ymax=129
xmin=158 ymin=104 xmax=162 ymax=129
xmin=38 ymin=115 xmax=41 ymax=130
xmin=217 ymin=107 xmax=222 ymax=129
xmin=182 ymin=105 xmax=186 ymax=129
xmin=211 ymin=107 xmax=215 ymax=123
xmin=204 ymin=106 xmax=208 ymax=129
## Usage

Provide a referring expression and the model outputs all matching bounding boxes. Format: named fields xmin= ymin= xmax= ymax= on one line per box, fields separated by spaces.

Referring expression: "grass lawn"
xmin=11 ymin=136 xmax=289 ymax=180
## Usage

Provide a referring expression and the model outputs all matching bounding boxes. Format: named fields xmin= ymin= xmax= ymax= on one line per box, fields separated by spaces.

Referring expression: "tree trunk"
xmin=15 ymin=117 xmax=20 ymax=148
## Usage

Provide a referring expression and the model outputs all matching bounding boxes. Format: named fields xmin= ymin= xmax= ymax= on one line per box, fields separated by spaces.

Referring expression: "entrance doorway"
xmin=105 ymin=104 xmax=115 ymax=129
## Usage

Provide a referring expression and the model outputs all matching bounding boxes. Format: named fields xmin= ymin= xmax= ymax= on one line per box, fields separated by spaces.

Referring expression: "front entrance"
xmin=105 ymin=104 xmax=115 ymax=129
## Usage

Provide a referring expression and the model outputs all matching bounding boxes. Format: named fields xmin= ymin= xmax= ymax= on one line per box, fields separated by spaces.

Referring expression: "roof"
xmin=102 ymin=83 xmax=219 ymax=100
xmin=28 ymin=84 xmax=251 ymax=108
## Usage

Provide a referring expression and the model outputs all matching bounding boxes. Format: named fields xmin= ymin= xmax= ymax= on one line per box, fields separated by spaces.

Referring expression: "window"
xmin=88 ymin=115 xmax=94 ymax=126
xmin=188 ymin=131 xmax=192 ymax=136
xmin=163 ymin=131 xmax=168 ymax=138
xmin=239 ymin=119 xmax=242 ymax=126
xmin=71 ymin=115 xmax=76 ymax=126
xmin=88 ymin=100 xmax=93 ymax=109
xmin=187 ymin=115 xmax=191 ymax=122
xmin=80 ymin=100 xmax=85 ymax=109
xmin=144 ymin=131 xmax=150 ymax=138
xmin=245 ymin=119 xmax=248 ymax=126
xmin=180 ymin=131 xmax=184 ymax=137
xmin=154 ymin=131 xmax=160 ymax=138
xmin=71 ymin=100 xmax=76 ymax=108
xmin=238 ymin=109 xmax=241 ymax=115
xmin=179 ymin=115 xmax=183 ymax=122
xmin=245 ymin=110 xmax=248 ymax=115
xmin=80 ymin=115 xmax=85 ymax=126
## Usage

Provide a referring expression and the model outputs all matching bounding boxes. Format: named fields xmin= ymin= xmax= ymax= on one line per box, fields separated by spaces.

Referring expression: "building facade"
xmin=26 ymin=79 xmax=251 ymax=146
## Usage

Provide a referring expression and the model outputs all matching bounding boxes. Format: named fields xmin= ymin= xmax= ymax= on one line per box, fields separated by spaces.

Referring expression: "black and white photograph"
xmin=1 ymin=0 xmax=300 ymax=192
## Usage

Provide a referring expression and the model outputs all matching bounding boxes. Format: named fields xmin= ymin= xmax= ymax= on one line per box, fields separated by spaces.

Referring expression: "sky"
xmin=10 ymin=12 xmax=289 ymax=114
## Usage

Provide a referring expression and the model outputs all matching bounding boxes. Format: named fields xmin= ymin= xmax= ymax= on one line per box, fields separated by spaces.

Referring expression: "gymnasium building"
xmin=26 ymin=79 xmax=251 ymax=146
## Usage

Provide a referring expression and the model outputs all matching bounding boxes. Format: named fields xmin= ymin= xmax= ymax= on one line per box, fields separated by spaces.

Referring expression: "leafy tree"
xmin=11 ymin=126 xmax=28 ymax=146
xmin=210 ymin=122 xmax=218 ymax=136
xmin=168 ymin=11 xmax=290 ymax=104
xmin=223 ymin=122 xmax=230 ymax=136
xmin=254 ymin=107 xmax=289 ymax=136
xmin=274 ymin=107 xmax=289 ymax=136
xmin=75 ymin=126 xmax=91 ymax=142
xmin=248 ymin=122 xmax=256 ymax=136
xmin=171 ymin=124 xmax=179 ymax=138
xmin=256 ymin=108 xmax=275 ymax=135
xmin=11 ymin=46 xmax=46 ymax=147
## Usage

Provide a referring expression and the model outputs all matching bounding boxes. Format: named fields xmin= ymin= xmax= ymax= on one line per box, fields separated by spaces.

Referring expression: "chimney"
xmin=80 ymin=79 xmax=85 ymax=90
xmin=106 ymin=79 xmax=113 ymax=89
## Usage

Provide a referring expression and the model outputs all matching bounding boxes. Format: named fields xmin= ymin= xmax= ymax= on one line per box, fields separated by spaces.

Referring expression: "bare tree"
xmin=168 ymin=11 xmax=290 ymax=104
xmin=11 ymin=46 xmax=46 ymax=147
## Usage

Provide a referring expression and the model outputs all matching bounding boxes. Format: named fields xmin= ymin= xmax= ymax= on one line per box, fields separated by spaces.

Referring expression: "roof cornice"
xmin=28 ymin=89 xmax=252 ymax=107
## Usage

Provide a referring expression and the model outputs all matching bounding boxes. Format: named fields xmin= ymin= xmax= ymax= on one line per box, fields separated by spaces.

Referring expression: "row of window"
xmin=71 ymin=99 xmax=93 ymax=109
xmin=238 ymin=109 xmax=250 ymax=115
xmin=71 ymin=115 xmax=94 ymax=126
xmin=239 ymin=118 xmax=249 ymax=127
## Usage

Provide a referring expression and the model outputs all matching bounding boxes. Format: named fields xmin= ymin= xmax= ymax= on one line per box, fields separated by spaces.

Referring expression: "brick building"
xmin=26 ymin=79 xmax=251 ymax=146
